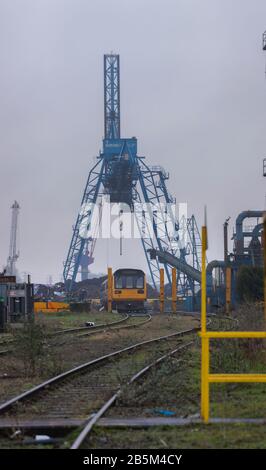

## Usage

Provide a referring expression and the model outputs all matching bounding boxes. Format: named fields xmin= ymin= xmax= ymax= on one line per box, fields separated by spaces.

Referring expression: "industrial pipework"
xmin=235 ymin=210 xmax=263 ymax=257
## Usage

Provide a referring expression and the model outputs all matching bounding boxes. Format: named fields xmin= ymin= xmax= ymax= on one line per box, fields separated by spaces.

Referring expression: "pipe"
xmin=205 ymin=260 xmax=226 ymax=296
xmin=148 ymin=249 xmax=201 ymax=284
xmin=148 ymin=249 xmax=226 ymax=289
xmin=206 ymin=260 xmax=226 ymax=273
xmin=206 ymin=260 xmax=226 ymax=288
xmin=235 ymin=210 xmax=263 ymax=256
xmin=223 ymin=217 xmax=230 ymax=262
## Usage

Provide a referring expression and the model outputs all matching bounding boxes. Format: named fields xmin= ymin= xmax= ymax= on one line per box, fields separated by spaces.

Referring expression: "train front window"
xmin=114 ymin=271 xmax=144 ymax=289
xmin=115 ymin=276 xmax=123 ymax=288
xmin=126 ymin=276 xmax=134 ymax=288
xmin=136 ymin=275 xmax=144 ymax=288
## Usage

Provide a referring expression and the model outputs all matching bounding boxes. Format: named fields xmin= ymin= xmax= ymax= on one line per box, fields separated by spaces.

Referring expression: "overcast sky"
xmin=0 ymin=0 xmax=266 ymax=283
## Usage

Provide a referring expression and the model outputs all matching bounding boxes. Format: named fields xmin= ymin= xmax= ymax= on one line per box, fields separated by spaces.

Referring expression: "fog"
xmin=0 ymin=0 xmax=265 ymax=283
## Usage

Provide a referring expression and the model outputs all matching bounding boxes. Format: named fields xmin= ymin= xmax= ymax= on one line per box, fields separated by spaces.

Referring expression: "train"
xmin=101 ymin=268 xmax=147 ymax=313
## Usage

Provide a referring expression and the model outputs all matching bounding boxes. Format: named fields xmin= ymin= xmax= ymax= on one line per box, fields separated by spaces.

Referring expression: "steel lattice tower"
xmin=63 ymin=55 xmax=202 ymax=294
xmin=104 ymin=54 xmax=120 ymax=139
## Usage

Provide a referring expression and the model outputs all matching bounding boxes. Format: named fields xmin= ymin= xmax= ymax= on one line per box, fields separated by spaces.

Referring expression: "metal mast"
xmin=6 ymin=201 xmax=20 ymax=276
xmin=104 ymin=54 xmax=120 ymax=139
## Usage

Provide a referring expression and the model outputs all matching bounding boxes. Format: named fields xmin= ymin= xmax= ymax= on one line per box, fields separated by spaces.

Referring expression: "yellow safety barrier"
xmin=34 ymin=302 xmax=47 ymax=312
xmin=107 ymin=267 xmax=113 ymax=313
xmin=34 ymin=302 xmax=69 ymax=313
xmin=47 ymin=302 xmax=69 ymax=310
xmin=172 ymin=268 xmax=177 ymax=313
xmin=200 ymin=331 xmax=266 ymax=423
xmin=225 ymin=267 xmax=231 ymax=314
xmin=200 ymin=220 xmax=266 ymax=423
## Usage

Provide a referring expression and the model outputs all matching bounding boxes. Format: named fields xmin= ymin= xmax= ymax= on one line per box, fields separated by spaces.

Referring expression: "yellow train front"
xmin=112 ymin=269 xmax=147 ymax=313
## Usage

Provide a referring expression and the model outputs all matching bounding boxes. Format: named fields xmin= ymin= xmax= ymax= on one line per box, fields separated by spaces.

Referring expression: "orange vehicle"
xmin=101 ymin=268 xmax=147 ymax=313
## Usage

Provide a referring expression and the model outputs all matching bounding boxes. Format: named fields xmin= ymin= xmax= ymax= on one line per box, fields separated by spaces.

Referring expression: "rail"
xmin=77 ymin=314 xmax=151 ymax=337
xmin=51 ymin=313 xmax=128 ymax=335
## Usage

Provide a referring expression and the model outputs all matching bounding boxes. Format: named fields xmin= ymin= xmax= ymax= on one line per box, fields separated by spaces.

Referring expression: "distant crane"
xmin=6 ymin=201 xmax=20 ymax=276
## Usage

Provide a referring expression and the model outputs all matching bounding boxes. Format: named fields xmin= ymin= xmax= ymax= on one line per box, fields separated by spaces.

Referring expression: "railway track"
xmin=0 ymin=313 xmax=128 ymax=347
xmin=0 ymin=314 xmax=151 ymax=356
xmin=70 ymin=314 xmax=239 ymax=449
xmin=0 ymin=314 xmax=239 ymax=448
xmin=76 ymin=313 xmax=151 ymax=338
xmin=71 ymin=340 xmax=194 ymax=449
xmin=51 ymin=313 xmax=129 ymax=336
xmin=0 ymin=313 xmax=236 ymax=359
xmin=0 ymin=323 xmax=199 ymax=448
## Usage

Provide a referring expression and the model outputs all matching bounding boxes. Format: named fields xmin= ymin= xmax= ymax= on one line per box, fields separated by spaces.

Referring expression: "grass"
xmin=34 ymin=310 xmax=122 ymax=329
xmin=88 ymin=423 xmax=266 ymax=449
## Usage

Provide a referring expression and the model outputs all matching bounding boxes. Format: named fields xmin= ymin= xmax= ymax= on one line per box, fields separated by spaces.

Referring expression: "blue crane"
xmin=63 ymin=54 xmax=202 ymax=298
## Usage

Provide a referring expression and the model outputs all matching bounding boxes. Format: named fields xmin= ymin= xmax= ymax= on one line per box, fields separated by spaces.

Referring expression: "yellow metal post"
xmin=225 ymin=267 xmax=231 ymax=314
xmin=107 ymin=267 xmax=113 ymax=313
xmin=201 ymin=336 xmax=209 ymax=423
xmin=172 ymin=268 xmax=177 ymax=313
xmin=201 ymin=225 xmax=209 ymax=422
xmin=201 ymin=226 xmax=207 ymax=333
xmin=262 ymin=212 xmax=266 ymax=321
xmin=160 ymin=268 xmax=164 ymax=313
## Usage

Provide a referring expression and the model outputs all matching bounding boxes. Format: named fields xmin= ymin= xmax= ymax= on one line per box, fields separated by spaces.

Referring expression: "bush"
xmin=12 ymin=318 xmax=63 ymax=377
xmin=236 ymin=265 xmax=263 ymax=302
xmin=13 ymin=318 xmax=46 ymax=376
